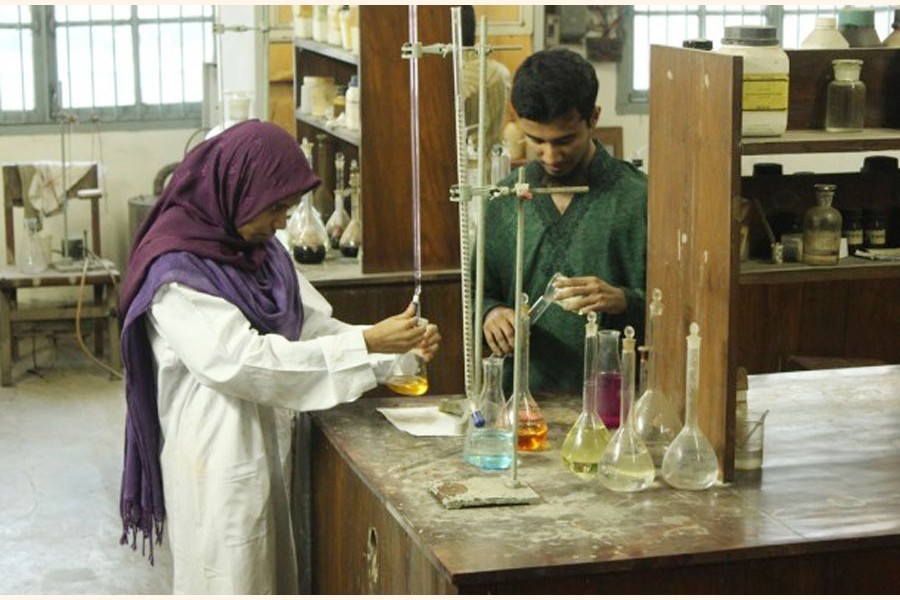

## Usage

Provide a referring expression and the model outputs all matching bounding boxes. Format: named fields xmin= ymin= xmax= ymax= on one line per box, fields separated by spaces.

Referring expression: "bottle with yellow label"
xmin=718 ymin=25 xmax=789 ymax=138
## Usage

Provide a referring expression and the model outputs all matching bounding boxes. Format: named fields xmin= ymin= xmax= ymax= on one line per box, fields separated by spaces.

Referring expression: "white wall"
xmin=1 ymin=128 xmax=200 ymax=272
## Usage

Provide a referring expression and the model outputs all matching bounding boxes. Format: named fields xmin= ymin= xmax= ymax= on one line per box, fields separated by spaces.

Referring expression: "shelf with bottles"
xmin=294 ymin=37 xmax=358 ymax=66
xmin=295 ymin=110 xmax=360 ymax=147
xmin=739 ymin=256 xmax=900 ymax=284
xmin=742 ymin=128 xmax=900 ymax=155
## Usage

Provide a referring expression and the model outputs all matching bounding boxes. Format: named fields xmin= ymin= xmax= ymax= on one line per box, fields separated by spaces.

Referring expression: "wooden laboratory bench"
xmin=292 ymin=365 xmax=900 ymax=594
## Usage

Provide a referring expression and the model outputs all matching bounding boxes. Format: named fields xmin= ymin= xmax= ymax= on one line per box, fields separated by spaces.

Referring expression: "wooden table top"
xmin=312 ymin=365 xmax=900 ymax=587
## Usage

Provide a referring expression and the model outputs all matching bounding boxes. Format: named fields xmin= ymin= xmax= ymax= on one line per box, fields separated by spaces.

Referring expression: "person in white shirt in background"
xmin=117 ymin=119 xmax=440 ymax=594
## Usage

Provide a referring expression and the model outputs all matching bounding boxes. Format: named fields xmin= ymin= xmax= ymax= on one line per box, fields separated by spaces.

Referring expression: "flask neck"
xmin=481 ymin=357 xmax=504 ymax=405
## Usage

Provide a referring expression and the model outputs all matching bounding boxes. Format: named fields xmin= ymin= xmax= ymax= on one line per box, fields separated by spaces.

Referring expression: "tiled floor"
xmin=0 ymin=336 xmax=173 ymax=594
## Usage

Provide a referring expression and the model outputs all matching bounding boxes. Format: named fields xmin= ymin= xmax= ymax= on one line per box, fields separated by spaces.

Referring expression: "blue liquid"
xmin=463 ymin=430 xmax=514 ymax=470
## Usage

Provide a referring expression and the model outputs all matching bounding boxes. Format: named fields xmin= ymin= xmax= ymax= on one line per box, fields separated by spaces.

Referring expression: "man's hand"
xmin=483 ymin=306 xmax=516 ymax=356
xmin=553 ymin=276 xmax=626 ymax=315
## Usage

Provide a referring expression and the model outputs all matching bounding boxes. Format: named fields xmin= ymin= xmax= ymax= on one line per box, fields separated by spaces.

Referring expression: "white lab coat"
xmin=146 ymin=273 xmax=397 ymax=594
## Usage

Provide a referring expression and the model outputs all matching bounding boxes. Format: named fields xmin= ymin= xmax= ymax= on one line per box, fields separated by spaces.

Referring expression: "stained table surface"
xmin=311 ymin=365 xmax=900 ymax=586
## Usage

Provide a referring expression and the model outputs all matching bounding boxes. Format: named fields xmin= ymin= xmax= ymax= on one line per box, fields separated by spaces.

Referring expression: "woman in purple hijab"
xmin=118 ymin=120 xmax=440 ymax=594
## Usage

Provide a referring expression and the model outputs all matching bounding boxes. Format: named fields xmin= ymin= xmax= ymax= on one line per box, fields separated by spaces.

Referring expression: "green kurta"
xmin=480 ymin=143 xmax=647 ymax=396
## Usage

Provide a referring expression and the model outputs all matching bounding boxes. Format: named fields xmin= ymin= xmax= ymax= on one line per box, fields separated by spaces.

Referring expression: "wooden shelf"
xmin=294 ymin=110 xmax=360 ymax=146
xmin=742 ymin=128 xmax=900 ymax=156
xmin=293 ymin=37 xmax=358 ymax=66
xmin=739 ymin=256 xmax=900 ymax=285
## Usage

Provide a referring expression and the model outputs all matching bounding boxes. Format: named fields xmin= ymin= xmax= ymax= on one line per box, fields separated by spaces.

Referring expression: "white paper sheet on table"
xmin=376 ymin=406 xmax=463 ymax=437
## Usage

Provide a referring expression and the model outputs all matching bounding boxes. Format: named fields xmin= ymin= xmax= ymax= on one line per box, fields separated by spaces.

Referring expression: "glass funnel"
xmin=339 ymin=159 xmax=362 ymax=259
xmin=325 ymin=151 xmax=350 ymax=250
xmin=661 ymin=323 xmax=719 ymax=490
xmin=500 ymin=298 xmax=548 ymax=451
xmin=560 ymin=311 xmax=611 ymax=479
xmin=597 ymin=326 xmax=655 ymax=492
xmin=463 ymin=356 xmax=514 ymax=470
xmin=632 ymin=289 xmax=682 ymax=467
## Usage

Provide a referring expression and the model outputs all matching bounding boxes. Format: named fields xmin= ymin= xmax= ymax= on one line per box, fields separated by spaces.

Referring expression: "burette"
xmin=408 ymin=5 xmax=423 ymax=317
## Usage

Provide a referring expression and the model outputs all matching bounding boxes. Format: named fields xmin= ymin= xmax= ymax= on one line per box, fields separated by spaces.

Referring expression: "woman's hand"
xmin=363 ymin=303 xmax=427 ymax=355
xmin=419 ymin=322 xmax=441 ymax=363
xmin=553 ymin=276 xmax=626 ymax=316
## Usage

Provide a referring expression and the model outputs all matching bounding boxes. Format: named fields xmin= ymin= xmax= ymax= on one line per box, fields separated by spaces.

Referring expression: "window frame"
xmin=0 ymin=5 xmax=213 ymax=131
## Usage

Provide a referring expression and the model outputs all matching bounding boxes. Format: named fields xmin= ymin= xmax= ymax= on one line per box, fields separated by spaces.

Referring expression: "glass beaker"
xmin=560 ymin=311 xmax=611 ymax=479
xmin=661 ymin=323 xmax=719 ymax=490
xmin=528 ymin=271 xmax=565 ymax=324
xmin=288 ymin=192 xmax=328 ymax=264
xmin=632 ymin=289 xmax=682 ymax=467
xmin=735 ymin=410 xmax=768 ymax=471
xmin=500 ymin=302 xmax=548 ymax=451
xmin=597 ymin=326 xmax=655 ymax=492
xmin=802 ymin=183 xmax=842 ymax=266
xmin=594 ymin=329 xmax=622 ymax=429
xmin=463 ymin=356 xmax=514 ymax=470
xmin=325 ymin=152 xmax=350 ymax=250
xmin=339 ymin=159 xmax=362 ymax=259
xmin=825 ymin=59 xmax=866 ymax=132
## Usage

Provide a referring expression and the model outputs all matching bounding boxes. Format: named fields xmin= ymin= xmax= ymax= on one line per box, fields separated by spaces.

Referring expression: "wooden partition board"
xmin=649 ymin=46 xmax=742 ymax=479
xmin=359 ymin=6 xmax=460 ymax=274
xmin=786 ymin=48 xmax=900 ymax=130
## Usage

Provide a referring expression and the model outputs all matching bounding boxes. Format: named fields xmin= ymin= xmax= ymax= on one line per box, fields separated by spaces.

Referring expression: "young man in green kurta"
xmin=481 ymin=48 xmax=647 ymax=396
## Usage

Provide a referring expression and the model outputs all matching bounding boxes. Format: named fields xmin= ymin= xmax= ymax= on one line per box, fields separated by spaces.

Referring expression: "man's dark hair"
xmin=511 ymin=48 xmax=598 ymax=123
xmin=461 ymin=5 xmax=475 ymax=47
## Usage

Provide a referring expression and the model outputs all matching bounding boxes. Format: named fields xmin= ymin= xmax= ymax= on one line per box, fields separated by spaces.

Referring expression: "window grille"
xmin=617 ymin=4 xmax=896 ymax=115
xmin=0 ymin=5 xmax=214 ymax=126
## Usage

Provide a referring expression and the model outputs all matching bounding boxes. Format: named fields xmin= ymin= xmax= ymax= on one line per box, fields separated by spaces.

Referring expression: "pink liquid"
xmin=593 ymin=371 xmax=621 ymax=428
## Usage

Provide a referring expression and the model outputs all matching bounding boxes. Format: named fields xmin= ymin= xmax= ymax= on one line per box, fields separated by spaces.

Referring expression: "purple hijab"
xmin=118 ymin=120 xmax=320 ymax=562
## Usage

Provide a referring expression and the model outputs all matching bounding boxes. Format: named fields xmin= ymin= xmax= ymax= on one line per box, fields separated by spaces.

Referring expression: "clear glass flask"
xmin=463 ymin=356 xmax=514 ymax=470
xmin=560 ymin=312 xmax=611 ymax=479
xmin=339 ymin=159 xmax=362 ymax=259
xmin=288 ymin=192 xmax=328 ymax=264
xmin=527 ymin=271 xmax=565 ymax=324
xmin=594 ymin=329 xmax=622 ymax=429
xmin=661 ymin=323 xmax=719 ymax=490
xmin=632 ymin=289 xmax=682 ymax=467
xmin=825 ymin=59 xmax=866 ymax=133
xmin=597 ymin=326 xmax=656 ymax=492
xmin=325 ymin=151 xmax=350 ymax=250
xmin=500 ymin=300 xmax=548 ymax=451
xmin=802 ymin=183 xmax=842 ymax=266
xmin=384 ymin=312 xmax=429 ymax=397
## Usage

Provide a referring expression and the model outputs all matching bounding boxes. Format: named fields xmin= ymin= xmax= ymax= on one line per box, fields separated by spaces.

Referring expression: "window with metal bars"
xmin=616 ymin=4 xmax=896 ymax=115
xmin=0 ymin=5 xmax=214 ymax=127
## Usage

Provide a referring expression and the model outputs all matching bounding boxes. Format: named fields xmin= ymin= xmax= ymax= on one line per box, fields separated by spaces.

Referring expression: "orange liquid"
xmin=516 ymin=420 xmax=548 ymax=451
xmin=385 ymin=375 xmax=429 ymax=396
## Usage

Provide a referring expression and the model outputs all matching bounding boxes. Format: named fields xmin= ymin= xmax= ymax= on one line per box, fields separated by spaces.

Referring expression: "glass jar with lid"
xmin=838 ymin=7 xmax=883 ymax=47
xmin=802 ymin=184 xmax=843 ymax=266
xmin=825 ymin=59 xmax=866 ymax=133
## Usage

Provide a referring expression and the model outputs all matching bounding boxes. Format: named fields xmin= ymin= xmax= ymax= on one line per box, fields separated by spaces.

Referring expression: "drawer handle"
xmin=366 ymin=526 xmax=379 ymax=589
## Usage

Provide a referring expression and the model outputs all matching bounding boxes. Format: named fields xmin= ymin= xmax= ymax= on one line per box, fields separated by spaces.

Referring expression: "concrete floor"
xmin=0 ymin=335 xmax=173 ymax=594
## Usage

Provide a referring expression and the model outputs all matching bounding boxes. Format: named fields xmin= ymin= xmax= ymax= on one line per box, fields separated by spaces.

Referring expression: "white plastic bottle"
xmin=800 ymin=16 xmax=850 ymax=49
xmin=718 ymin=25 xmax=789 ymax=138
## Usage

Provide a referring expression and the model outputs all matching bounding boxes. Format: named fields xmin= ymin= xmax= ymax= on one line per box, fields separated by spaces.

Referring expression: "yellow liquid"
xmin=560 ymin=426 xmax=611 ymax=479
xmin=385 ymin=375 xmax=429 ymax=396
xmin=517 ymin=421 xmax=548 ymax=451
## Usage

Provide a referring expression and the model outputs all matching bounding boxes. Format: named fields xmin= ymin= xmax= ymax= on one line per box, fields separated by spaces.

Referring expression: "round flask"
xmin=560 ymin=312 xmax=611 ymax=479
xmin=288 ymin=193 xmax=328 ymax=265
xmin=463 ymin=356 xmax=514 ymax=470
xmin=802 ymin=184 xmax=842 ymax=266
xmin=661 ymin=323 xmax=719 ymax=491
xmin=597 ymin=327 xmax=655 ymax=492
xmin=825 ymin=59 xmax=866 ymax=133
xmin=338 ymin=159 xmax=362 ymax=259
xmin=325 ymin=152 xmax=349 ymax=250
